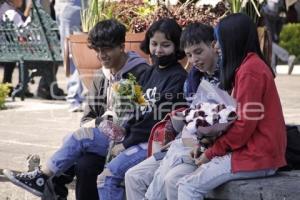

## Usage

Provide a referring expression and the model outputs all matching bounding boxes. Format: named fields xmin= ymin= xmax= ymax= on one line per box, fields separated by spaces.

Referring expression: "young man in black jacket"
xmin=3 ymin=19 xmax=149 ymax=200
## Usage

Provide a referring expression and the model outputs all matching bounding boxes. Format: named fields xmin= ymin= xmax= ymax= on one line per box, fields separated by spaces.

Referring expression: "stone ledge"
xmin=206 ymin=171 xmax=300 ymax=200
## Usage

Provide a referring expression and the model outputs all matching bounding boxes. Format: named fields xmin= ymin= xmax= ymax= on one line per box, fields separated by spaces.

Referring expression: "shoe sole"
xmin=2 ymin=169 xmax=43 ymax=197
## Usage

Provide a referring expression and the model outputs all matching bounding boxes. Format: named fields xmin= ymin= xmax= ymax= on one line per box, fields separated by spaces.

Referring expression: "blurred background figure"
xmin=0 ymin=0 xmax=65 ymax=99
xmin=54 ymin=0 xmax=84 ymax=112
xmin=0 ymin=0 xmax=33 ymax=97
xmin=262 ymin=0 xmax=296 ymax=74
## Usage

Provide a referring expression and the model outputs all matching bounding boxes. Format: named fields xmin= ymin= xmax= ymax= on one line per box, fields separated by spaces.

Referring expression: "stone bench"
xmin=206 ymin=170 xmax=300 ymax=200
xmin=1 ymin=169 xmax=300 ymax=200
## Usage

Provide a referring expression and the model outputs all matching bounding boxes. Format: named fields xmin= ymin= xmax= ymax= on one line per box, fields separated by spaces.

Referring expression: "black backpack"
xmin=280 ymin=125 xmax=300 ymax=171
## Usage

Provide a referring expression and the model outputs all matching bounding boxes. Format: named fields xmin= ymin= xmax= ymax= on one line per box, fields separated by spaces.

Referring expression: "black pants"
xmin=52 ymin=153 xmax=105 ymax=200
xmin=2 ymin=63 xmax=16 ymax=83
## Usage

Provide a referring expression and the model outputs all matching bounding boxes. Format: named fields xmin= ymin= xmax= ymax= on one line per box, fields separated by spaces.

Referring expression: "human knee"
xmin=125 ymin=166 xmax=139 ymax=184
xmin=164 ymin=172 xmax=179 ymax=190
xmin=73 ymin=127 xmax=94 ymax=140
xmin=124 ymin=167 xmax=133 ymax=182
xmin=97 ymin=168 xmax=113 ymax=188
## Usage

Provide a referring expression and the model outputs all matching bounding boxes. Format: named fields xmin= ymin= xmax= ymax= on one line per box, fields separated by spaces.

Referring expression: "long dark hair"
xmin=140 ymin=18 xmax=185 ymax=60
xmin=217 ymin=13 xmax=274 ymax=91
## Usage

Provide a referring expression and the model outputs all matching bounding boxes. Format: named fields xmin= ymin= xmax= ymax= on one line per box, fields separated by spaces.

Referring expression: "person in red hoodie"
xmin=177 ymin=13 xmax=287 ymax=200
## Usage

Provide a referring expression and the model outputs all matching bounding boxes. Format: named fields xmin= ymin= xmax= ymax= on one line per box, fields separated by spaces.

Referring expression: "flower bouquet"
xmin=98 ymin=73 xmax=148 ymax=162
xmin=171 ymin=80 xmax=237 ymax=148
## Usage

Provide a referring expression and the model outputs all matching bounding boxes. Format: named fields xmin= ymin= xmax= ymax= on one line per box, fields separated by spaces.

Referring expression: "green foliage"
xmin=0 ymin=83 xmax=11 ymax=109
xmin=81 ymin=0 xmax=109 ymax=32
xmin=80 ymin=0 xmax=154 ymax=32
xmin=228 ymin=0 xmax=262 ymax=24
xmin=127 ymin=73 xmax=138 ymax=85
xmin=280 ymin=23 xmax=300 ymax=59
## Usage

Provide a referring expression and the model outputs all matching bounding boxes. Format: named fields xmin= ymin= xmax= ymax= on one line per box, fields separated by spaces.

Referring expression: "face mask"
xmin=150 ymin=53 xmax=177 ymax=67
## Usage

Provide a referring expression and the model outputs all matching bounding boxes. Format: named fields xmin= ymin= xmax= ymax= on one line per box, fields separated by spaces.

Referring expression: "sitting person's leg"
xmin=125 ymin=156 xmax=161 ymax=200
xmin=3 ymin=127 xmax=109 ymax=197
xmin=177 ymin=154 xmax=276 ymax=200
xmin=97 ymin=143 xmax=148 ymax=200
xmin=46 ymin=127 xmax=108 ymax=176
xmin=144 ymin=159 xmax=196 ymax=200
xmin=145 ymin=139 xmax=194 ymax=200
xmin=50 ymin=166 xmax=76 ymax=200
xmin=75 ymin=153 xmax=106 ymax=200
xmin=164 ymin=163 xmax=197 ymax=200
xmin=43 ymin=153 xmax=105 ymax=200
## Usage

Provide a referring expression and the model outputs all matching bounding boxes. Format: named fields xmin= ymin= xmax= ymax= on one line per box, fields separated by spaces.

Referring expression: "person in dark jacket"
xmin=2 ymin=19 xmax=149 ymax=199
xmin=96 ymin=18 xmax=187 ymax=200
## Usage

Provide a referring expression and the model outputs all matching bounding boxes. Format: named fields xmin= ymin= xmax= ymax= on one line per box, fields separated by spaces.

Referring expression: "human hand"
xmin=111 ymin=143 xmax=125 ymax=156
xmin=194 ymin=152 xmax=210 ymax=166
xmin=190 ymin=145 xmax=202 ymax=159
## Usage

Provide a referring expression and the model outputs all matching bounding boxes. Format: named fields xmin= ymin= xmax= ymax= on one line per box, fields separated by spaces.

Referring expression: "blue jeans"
xmin=47 ymin=127 xmax=110 ymax=175
xmin=97 ymin=143 xmax=148 ymax=200
xmin=66 ymin=70 xmax=84 ymax=106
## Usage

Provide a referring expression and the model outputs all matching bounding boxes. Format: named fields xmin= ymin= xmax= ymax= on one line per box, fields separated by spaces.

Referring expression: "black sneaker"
xmin=3 ymin=168 xmax=49 ymax=197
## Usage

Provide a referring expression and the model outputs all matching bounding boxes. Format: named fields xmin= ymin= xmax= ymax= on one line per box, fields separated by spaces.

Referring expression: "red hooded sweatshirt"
xmin=205 ymin=53 xmax=287 ymax=173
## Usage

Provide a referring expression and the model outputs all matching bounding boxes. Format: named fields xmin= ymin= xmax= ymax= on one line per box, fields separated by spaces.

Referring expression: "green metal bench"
xmin=0 ymin=0 xmax=62 ymax=100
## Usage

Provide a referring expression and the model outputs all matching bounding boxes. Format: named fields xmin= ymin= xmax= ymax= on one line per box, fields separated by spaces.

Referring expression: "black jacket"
xmin=122 ymin=62 xmax=187 ymax=148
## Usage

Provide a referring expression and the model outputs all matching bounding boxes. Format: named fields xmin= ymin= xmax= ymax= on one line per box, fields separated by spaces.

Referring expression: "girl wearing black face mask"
xmin=141 ymin=18 xmax=186 ymax=68
xmin=139 ymin=17 xmax=187 ymax=96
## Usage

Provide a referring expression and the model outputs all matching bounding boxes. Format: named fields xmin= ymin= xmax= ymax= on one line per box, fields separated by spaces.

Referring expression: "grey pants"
xmin=271 ymin=42 xmax=290 ymax=71
xmin=125 ymin=156 xmax=161 ymax=200
xmin=177 ymin=154 xmax=276 ymax=200
xmin=125 ymin=155 xmax=197 ymax=200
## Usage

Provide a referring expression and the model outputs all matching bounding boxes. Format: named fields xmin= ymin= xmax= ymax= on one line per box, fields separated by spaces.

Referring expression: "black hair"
xmin=217 ymin=13 xmax=274 ymax=91
xmin=140 ymin=18 xmax=185 ymax=60
xmin=88 ymin=19 xmax=126 ymax=50
xmin=180 ymin=22 xmax=214 ymax=50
